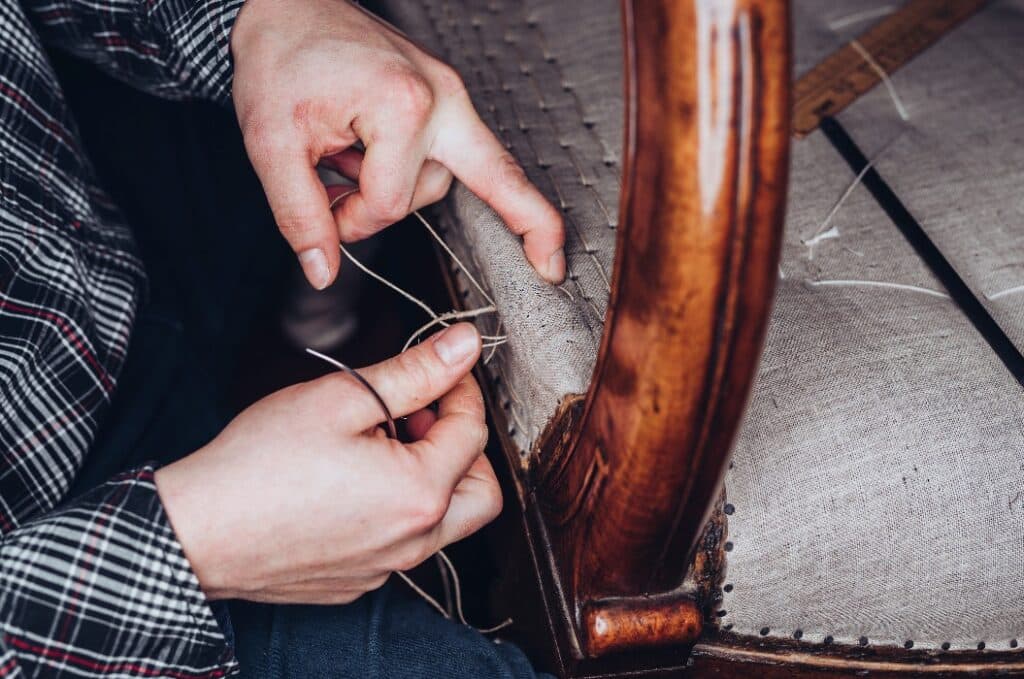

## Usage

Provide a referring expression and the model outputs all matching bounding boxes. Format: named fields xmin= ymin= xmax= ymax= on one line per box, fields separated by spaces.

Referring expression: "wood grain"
xmin=430 ymin=0 xmax=1024 ymax=674
xmin=792 ymin=0 xmax=986 ymax=136
xmin=529 ymin=0 xmax=792 ymax=660
xmin=688 ymin=636 xmax=1024 ymax=677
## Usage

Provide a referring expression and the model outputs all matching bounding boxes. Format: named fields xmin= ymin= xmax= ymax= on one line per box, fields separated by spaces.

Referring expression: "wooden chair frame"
xmin=440 ymin=0 xmax=1024 ymax=676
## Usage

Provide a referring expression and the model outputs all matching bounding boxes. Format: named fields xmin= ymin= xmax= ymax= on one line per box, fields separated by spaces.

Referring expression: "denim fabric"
xmin=229 ymin=584 xmax=553 ymax=679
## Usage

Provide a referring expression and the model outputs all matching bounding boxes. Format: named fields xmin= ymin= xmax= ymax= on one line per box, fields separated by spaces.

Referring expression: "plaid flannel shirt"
xmin=0 ymin=0 xmax=244 ymax=675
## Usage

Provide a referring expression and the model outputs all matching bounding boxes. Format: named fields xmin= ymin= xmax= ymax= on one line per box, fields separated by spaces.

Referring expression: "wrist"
xmin=155 ymin=457 xmax=236 ymax=600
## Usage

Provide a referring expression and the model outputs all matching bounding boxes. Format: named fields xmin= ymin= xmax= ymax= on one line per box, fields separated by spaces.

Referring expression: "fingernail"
xmin=298 ymin=248 xmax=330 ymax=290
xmin=546 ymin=248 xmax=566 ymax=283
xmin=433 ymin=323 xmax=480 ymax=366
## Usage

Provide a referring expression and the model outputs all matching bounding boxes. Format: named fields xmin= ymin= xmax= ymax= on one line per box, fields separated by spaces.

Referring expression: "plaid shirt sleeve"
xmin=24 ymin=0 xmax=245 ymax=104
xmin=0 ymin=0 xmax=240 ymax=676
xmin=0 ymin=468 xmax=236 ymax=678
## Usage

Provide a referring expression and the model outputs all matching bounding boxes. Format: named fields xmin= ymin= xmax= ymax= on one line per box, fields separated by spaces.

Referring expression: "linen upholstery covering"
xmin=373 ymin=0 xmax=1024 ymax=652
xmin=378 ymin=0 xmax=621 ymax=452
xmin=722 ymin=0 xmax=1024 ymax=651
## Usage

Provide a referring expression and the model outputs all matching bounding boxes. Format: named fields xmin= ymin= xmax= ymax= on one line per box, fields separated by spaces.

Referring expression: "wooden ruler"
xmin=792 ymin=0 xmax=987 ymax=137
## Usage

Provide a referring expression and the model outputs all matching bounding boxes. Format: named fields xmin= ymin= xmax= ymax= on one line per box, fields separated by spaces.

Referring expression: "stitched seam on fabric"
xmin=437 ymin=207 xmax=532 ymax=448
xmin=421 ymin=0 xmax=608 ymax=451
xmin=434 ymin=0 xmax=614 ymax=308
xmin=420 ymin=0 xmax=605 ymax=331
xmin=497 ymin=29 xmax=614 ymax=293
xmin=462 ymin=13 xmax=609 ymax=318
xmin=419 ymin=1 xmax=546 ymax=452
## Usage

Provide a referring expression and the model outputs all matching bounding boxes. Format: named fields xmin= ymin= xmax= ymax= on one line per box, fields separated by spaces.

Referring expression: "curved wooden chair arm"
xmin=528 ymin=0 xmax=791 ymax=659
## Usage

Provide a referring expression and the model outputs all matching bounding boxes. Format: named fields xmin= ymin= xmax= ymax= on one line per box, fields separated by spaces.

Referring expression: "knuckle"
xmin=482 ymin=481 xmax=504 ymax=522
xmin=469 ymin=421 xmax=489 ymax=452
xmin=494 ymin=152 xmax=528 ymax=189
xmin=466 ymin=376 xmax=485 ymax=409
xmin=387 ymin=70 xmax=435 ymax=123
xmin=275 ymin=213 xmax=322 ymax=242
xmin=364 ymin=189 xmax=411 ymax=225
xmin=432 ymin=64 xmax=466 ymax=98
xmin=404 ymin=483 xmax=449 ymax=533
xmin=290 ymin=98 xmax=319 ymax=134
xmin=393 ymin=349 xmax=440 ymax=402
xmin=427 ymin=172 xmax=454 ymax=204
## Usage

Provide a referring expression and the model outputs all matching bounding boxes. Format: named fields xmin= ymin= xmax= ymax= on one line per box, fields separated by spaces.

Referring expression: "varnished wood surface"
xmin=581 ymin=595 xmax=702 ymax=659
xmin=791 ymin=0 xmax=986 ymax=137
xmin=433 ymin=0 xmax=1024 ymax=674
xmin=431 ymin=0 xmax=1024 ymax=675
xmin=686 ymin=636 xmax=1024 ymax=677
xmin=529 ymin=0 xmax=791 ymax=659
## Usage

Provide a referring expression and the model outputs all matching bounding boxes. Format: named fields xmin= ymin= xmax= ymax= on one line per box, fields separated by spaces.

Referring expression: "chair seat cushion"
xmin=721 ymin=0 xmax=1024 ymax=651
xmin=374 ymin=0 xmax=1024 ymax=653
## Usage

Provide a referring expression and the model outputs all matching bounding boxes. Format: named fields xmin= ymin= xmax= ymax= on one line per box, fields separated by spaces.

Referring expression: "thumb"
xmin=339 ymin=323 xmax=482 ymax=431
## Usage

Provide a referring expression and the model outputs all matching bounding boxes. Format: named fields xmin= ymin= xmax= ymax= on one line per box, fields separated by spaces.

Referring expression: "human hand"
xmin=154 ymin=323 xmax=501 ymax=603
xmin=230 ymin=0 xmax=565 ymax=290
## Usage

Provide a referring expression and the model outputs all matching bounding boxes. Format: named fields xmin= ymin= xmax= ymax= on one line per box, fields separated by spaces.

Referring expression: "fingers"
xmin=404 ymin=408 xmax=437 ymax=441
xmin=408 ymin=372 xmax=488 ymax=488
xmin=338 ymin=323 xmax=481 ymax=430
xmin=435 ymin=453 xmax=503 ymax=547
xmin=321 ymin=151 xmax=453 ymax=236
xmin=410 ymin=160 xmax=455 ymax=212
xmin=331 ymin=136 xmax=425 ymax=242
xmin=245 ymin=137 xmax=341 ymax=290
xmin=320 ymin=148 xmax=364 ymax=181
xmin=431 ymin=103 xmax=565 ymax=283
xmin=325 ymin=183 xmax=359 ymax=207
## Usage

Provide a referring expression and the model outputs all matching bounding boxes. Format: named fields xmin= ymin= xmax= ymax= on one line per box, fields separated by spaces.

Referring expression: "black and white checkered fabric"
xmin=0 ymin=0 xmax=242 ymax=675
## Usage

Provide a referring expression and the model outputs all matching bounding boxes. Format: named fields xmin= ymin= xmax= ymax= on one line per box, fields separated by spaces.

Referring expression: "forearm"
xmin=25 ymin=0 xmax=243 ymax=103
xmin=0 ymin=466 xmax=235 ymax=678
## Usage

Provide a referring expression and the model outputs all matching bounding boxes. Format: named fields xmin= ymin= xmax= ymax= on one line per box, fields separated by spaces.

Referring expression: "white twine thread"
xmin=437 ymin=549 xmax=512 ymax=634
xmin=851 ymin=39 xmax=910 ymax=121
xmin=329 ymin=196 xmax=507 ymax=358
xmin=308 ymin=199 xmax=512 ymax=634
xmin=803 ymin=131 xmax=903 ymax=259
xmin=827 ymin=5 xmax=894 ymax=31
xmin=303 ymin=347 xmax=516 ymax=635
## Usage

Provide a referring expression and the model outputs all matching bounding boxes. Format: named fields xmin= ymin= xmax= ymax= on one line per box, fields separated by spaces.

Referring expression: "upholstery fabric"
xmin=374 ymin=0 xmax=1024 ymax=652
xmin=377 ymin=0 xmax=621 ymax=452
xmin=720 ymin=0 xmax=1024 ymax=651
xmin=834 ymin=2 xmax=1024 ymax=350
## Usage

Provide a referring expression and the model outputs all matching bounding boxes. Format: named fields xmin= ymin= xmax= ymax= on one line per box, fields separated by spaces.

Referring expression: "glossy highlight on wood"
xmin=527 ymin=0 xmax=790 ymax=658
xmin=581 ymin=595 xmax=703 ymax=658
xmin=436 ymin=0 xmax=794 ymax=669
xmin=436 ymin=0 xmax=1024 ymax=675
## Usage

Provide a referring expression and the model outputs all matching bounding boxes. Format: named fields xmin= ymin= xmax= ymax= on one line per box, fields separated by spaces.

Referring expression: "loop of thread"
xmin=306 ymin=202 xmax=512 ymax=635
xmin=329 ymin=194 xmax=508 ymax=359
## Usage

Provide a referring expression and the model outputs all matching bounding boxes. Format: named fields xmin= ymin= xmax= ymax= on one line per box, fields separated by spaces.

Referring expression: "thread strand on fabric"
xmin=306 ymin=202 xmax=513 ymax=634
